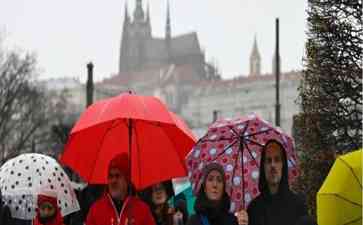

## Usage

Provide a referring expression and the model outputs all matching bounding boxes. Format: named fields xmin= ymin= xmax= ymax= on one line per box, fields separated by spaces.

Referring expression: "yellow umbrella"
xmin=317 ymin=149 xmax=362 ymax=225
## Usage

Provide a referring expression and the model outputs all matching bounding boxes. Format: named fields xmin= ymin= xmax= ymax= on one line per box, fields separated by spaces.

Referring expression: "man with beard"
xmin=246 ymin=140 xmax=308 ymax=225
xmin=86 ymin=153 xmax=155 ymax=225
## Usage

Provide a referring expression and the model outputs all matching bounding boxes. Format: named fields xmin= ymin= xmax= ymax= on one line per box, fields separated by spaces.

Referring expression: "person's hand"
xmin=173 ymin=211 xmax=184 ymax=225
xmin=235 ymin=210 xmax=248 ymax=225
xmin=168 ymin=207 xmax=176 ymax=215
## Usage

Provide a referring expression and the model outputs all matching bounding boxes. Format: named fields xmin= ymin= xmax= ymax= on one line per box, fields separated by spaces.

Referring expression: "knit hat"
xmin=108 ymin=153 xmax=130 ymax=181
xmin=201 ymin=162 xmax=226 ymax=187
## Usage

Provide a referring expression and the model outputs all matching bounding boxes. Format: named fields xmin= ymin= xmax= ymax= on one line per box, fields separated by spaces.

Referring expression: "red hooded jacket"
xmin=33 ymin=195 xmax=64 ymax=225
xmin=86 ymin=194 xmax=155 ymax=225
xmin=86 ymin=153 xmax=155 ymax=225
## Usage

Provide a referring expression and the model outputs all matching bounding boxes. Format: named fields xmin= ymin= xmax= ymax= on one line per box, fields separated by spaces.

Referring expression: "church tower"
xmin=119 ymin=0 xmax=152 ymax=73
xmin=165 ymin=0 xmax=172 ymax=63
xmin=249 ymin=35 xmax=261 ymax=76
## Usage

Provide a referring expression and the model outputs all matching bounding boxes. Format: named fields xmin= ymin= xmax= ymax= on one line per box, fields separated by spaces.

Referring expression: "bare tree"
xmin=0 ymin=48 xmax=48 ymax=161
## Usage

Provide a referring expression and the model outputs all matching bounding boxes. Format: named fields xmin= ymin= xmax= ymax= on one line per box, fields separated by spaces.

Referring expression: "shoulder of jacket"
xmin=90 ymin=195 xmax=109 ymax=208
xmin=187 ymin=215 xmax=202 ymax=225
xmin=128 ymin=196 xmax=150 ymax=210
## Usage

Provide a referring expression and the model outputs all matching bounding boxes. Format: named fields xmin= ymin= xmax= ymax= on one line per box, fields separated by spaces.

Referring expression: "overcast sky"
xmin=1 ymin=0 xmax=308 ymax=81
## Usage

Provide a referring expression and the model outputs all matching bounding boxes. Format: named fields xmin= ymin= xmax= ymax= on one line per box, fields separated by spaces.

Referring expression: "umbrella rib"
xmin=230 ymin=140 xmax=241 ymax=208
xmin=241 ymin=121 xmax=250 ymax=137
xmin=229 ymin=126 xmax=240 ymax=138
xmin=319 ymin=193 xmax=362 ymax=207
xmin=244 ymin=129 xmax=273 ymax=138
xmin=244 ymin=139 xmax=265 ymax=148
xmin=239 ymin=138 xmax=245 ymax=209
xmin=210 ymin=140 xmax=239 ymax=161
xmin=201 ymin=137 xmax=235 ymax=143
xmin=244 ymin=141 xmax=260 ymax=168
xmin=89 ymin=119 xmax=120 ymax=182
xmin=343 ymin=216 xmax=362 ymax=225
xmin=338 ymin=157 xmax=362 ymax=189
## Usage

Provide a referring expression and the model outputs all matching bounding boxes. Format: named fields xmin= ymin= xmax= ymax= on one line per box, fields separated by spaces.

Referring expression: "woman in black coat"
xmin=0 ymin=190 xmax=13 ymax=225
xmin=187 ymin=163 xmax=238 ymax=225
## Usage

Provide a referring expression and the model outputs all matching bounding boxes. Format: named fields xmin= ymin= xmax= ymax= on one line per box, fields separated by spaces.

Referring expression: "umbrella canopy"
xmin=0 ymin=153 xmax=80 ymax=220
xmin=186 ymin=113 xmax=299 ymax=212
xmin=61 ymin=92 xmax=196 ymax=190
xmin=317 ymin=149 xmax=362 ymax=225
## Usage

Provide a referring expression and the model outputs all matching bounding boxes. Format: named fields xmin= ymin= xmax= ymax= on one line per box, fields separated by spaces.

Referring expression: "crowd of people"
xmin=0 ymin=140 xmax=317 ymax=225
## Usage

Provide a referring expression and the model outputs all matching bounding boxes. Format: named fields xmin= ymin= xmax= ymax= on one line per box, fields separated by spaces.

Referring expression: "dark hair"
xmin=140 ymin=181 xmax=175 ymax=225
xmin=174 ymin=198 xmax=189 ymax=224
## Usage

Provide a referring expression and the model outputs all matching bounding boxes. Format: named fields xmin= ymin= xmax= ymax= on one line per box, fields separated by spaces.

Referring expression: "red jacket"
xmin=86 ymin=194 xmax=155 ymax=225
xmin=33 ymin=195 xmax=64 ymax=225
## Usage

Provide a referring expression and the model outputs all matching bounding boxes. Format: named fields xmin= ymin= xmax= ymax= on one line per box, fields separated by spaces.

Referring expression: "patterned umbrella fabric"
xmin=0 ymin=153 xmax=80 ymax=220
xmin=186 ymin=113 xmax=299 ymax=212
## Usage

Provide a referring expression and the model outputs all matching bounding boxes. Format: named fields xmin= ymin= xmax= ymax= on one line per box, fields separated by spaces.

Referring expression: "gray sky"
xmin=1 ymin=0 xmax=308 ymax=81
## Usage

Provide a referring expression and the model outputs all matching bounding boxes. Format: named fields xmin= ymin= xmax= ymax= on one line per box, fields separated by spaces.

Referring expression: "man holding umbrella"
xmin=86 ymin=153 xmax=155 ymax=225
xmin=242 ymin=140 xmax=308 ymax=225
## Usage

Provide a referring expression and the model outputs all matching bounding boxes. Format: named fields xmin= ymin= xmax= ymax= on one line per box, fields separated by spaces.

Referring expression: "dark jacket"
xmin=139 ymin=181 xmax=175 ymax=225
xmin=247 ymin=140 xmax=308 ymax=225
xmin=187 ymin=189 xmax=238 ymax=225
xmin=0 ymin=191 xmax=12 ymax=225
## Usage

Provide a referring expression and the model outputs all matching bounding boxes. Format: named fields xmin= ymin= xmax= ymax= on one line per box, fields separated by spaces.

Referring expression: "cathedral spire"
xmin=133 ymin=0 xmax=145 ymax=22
xmin=251 ymin=34 xmax=261 ymax=59
xmin=124 ymin=1 xmax=130 ymax=22
xmin=249 ymin=34 xmax=261 ymax=76
xmin=165 ymin=0 xmax=171 ymax=40
xmin=146 ymin=1 xmax=150 ymax=22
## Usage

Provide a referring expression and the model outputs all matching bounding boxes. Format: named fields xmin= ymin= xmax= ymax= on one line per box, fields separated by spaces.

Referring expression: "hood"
xmin=34 ymin=194 xmax=63 ymax=225
xmin=258 ymin=139 xmax=290 ymax=198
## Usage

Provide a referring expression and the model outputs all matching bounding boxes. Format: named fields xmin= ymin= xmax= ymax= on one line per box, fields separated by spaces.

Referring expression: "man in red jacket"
xmin=86 ymin=153 xmax=156 ymax=225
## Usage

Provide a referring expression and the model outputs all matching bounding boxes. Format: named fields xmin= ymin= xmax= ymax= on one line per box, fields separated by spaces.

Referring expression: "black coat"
xmin=247 ymin=141 xmax=308 ymax=225
xmin=187 ymin=214 xmax=237 ymax=225
xmin=247 ymin=190 xmax=307 ymax=225
xmin=186 ymin=189 xmax=238 ymax=225
xmin=0 ymin=190 xmax=13 ymax=225
xmin=0 ymin=205 xmax=12 ymax=225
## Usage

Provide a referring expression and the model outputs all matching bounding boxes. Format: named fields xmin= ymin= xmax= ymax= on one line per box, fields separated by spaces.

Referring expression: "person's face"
xmin=108 ymin=168 xmax=128 ymax=200
xmin=39 ymin=202 xmax=56 ymax=218
xmin=151 ymin=183 xmax=168 ymax=206
xmin=204 ymin=170 xmax=224 ymax=201
xmin=264 ymin=143 xmax=284 ymax=189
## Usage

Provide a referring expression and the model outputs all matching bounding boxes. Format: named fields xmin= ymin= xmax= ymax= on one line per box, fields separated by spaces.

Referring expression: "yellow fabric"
xmin=317 ymin=149 xmax=362 ymax=225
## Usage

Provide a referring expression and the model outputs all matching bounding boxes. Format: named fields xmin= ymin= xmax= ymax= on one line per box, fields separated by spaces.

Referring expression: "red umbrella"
xmin=61 ymin=92 xmax=196 ymax=190
xmin=186 ymin=113 xmax=299 ymax=212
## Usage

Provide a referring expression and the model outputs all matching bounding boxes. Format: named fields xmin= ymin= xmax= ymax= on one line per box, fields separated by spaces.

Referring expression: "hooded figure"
xmin=85 ymin=153 xmax=155 ymax=225
xmin=0 ymin=190 xmax=12 ymax=225
xmin=140 ymin=181 xmax=175 ymax=225
xmin=187 ymin=163 xmax=238 ymax=225
xmin=247 ymin=140 xmax=308 ymax=225
xmin=33 ymin=194 xmax=64 ymax=225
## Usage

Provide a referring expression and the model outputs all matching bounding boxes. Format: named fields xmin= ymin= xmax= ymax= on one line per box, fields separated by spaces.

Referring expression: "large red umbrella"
xmin=61 ymin=92 xmax=196 ymax=190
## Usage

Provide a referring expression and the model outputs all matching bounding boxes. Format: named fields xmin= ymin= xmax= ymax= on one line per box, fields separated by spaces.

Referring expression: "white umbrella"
xmin=0 ymin=153 xmax=80 ymax=220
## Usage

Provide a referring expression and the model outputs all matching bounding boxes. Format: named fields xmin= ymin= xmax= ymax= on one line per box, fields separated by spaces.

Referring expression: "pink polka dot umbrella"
xmin=186 ymin=113 xmax=299 ymax=212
